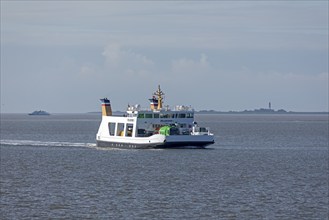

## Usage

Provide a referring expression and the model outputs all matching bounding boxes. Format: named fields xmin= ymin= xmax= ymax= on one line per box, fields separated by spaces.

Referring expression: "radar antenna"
xmin=153 ymin=85 xmax=165 ymax=110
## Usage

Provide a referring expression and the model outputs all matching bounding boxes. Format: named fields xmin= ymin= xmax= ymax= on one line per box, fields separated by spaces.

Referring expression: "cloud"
xmin=80 ymin=65 xmax=96 ymax=77
xmin=102 ymin=43 xmax=122 ymax=66
xmin=171 ymin=53 xmax=211 ymax=74
xmin=102 ymin=43 xmax=154 ymax=76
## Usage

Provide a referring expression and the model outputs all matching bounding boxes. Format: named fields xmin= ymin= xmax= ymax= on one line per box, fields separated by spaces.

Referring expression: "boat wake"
xmin=0 ymin=139 xmax=96 ymax=148
xmin=0 ymin=139 xmax=167 ymax=151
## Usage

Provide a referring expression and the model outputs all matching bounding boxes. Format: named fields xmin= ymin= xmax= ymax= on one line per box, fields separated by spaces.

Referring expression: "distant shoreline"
xmin=87 ymin=110 xmax=328 ymax=115
xmin=196 ymin=111 xmax=329 ymax=115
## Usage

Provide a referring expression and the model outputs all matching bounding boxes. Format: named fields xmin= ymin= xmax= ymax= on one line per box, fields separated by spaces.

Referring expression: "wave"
xmin=0 ymin=139 xmax=96 ymax=148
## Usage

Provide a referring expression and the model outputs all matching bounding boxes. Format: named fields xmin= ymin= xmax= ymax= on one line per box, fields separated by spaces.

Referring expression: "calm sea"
xmin=1 ymin=113 xmax=328 ymax=219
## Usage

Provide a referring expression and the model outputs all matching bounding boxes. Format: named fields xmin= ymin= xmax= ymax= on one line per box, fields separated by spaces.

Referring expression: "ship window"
xmin=117 ymin=123 xmax=125 ymax=136
xmin=138 ymin=114 xmax=145 ymax=118
xmin=160 ymin=114 xmax=169 ymax=118
xmin=126 ymin=123 xmax=134 ymax=137
xmin=108 ymin=122 xmax=116 ymax=136
xmin=178 ymin=113 xmax=186 ymax=118
xmin=137 ymin=129 xmax=146 ymax=137
xmin=145 ymin=113 xmax=153 ymax=118
xmin=186 ymin=113 xmax=194 ymax=118
xmin=179 ymin=124 xmax=187 ymax=128
xmin=154 ymin=113 xmax=159 ymax=118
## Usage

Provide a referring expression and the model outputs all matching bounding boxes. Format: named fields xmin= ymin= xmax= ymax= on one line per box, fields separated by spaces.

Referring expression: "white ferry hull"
xmin=96 ymin=134 xmax=214 ymax=149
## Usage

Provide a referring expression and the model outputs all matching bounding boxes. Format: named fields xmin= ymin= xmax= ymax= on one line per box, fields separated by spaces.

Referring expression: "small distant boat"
xmin=29 ymin=110 xmax=50 ymax=116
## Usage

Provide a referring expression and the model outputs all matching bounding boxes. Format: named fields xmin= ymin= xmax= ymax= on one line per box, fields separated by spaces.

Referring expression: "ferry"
xmin=96 ymin=85 xmax=214 ymax=149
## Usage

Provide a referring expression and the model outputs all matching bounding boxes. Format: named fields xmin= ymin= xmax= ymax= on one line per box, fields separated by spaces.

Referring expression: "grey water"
xmin=0 ymin=113 xmax=328 ymax=219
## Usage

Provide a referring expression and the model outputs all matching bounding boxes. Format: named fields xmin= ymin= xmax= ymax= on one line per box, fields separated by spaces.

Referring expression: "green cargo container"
xmin=159 ymin=126 xmax=179 ymax=136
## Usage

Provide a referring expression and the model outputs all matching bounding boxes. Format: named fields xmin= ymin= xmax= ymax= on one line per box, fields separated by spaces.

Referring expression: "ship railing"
xmin=192 ymin=126 xmax=212 ymax=135
xmin=175 ymin=105 xmax=194 ymax=111
xmin=127 ymin=105 xmax=194 ymax=112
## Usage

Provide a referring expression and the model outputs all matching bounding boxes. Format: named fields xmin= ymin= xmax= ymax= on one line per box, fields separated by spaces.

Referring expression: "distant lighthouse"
xmin=269 ymin=102 xmax=271 ymax=110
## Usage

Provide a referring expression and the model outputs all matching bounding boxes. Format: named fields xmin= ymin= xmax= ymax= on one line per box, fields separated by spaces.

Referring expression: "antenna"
xmin=153 ymin=85 xmax=165 ymax=110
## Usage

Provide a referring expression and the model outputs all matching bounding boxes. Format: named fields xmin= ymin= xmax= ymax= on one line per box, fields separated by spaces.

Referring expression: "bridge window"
xmin=154 ymin=113 xmax=159 ymax=118
xmin=108 ymin=122 xmax=116 ymax=136
xmin=138 ymin=114 xmax=145 ymax=118
xmin=178 ymin=113 xmax=186 ymax=118
xmin=160 ymin=114 xmax=170 ymax=118
xmin=145 ymin=113 xmax=153 ymax=118
xmin=126 ymin=123 xmax=134 ymax=137
xmin=117 ymin=123 xmax=124 ymax=136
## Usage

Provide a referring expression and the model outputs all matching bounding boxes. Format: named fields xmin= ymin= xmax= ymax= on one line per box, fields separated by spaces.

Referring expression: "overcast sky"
xmin=1 ymin=1 xmax=328 ymax=113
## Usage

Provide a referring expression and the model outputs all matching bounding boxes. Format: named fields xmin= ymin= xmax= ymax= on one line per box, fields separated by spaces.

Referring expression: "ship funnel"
xmin=100 ymin=98 xmax=112 ymax=116
xmin=149 ymin=96 xmax=158 ymax=110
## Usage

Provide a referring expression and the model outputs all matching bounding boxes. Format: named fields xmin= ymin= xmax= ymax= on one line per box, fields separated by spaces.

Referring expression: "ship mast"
xmin=154 ymin=85 xmax=165 ymax=110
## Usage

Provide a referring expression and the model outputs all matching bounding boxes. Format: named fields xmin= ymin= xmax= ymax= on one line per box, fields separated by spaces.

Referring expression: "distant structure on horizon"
xmin=198 ymin=101 xmax=328 ymax=114
xmin=28 ymin=110 xmax=50 ymax=116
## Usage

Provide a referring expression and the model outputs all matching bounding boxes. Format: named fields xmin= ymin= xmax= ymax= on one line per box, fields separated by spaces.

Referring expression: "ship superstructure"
xmin=96 ymin=85 xmax=214 ymax=149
